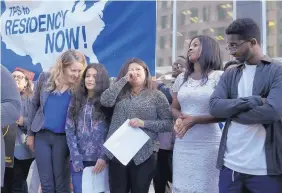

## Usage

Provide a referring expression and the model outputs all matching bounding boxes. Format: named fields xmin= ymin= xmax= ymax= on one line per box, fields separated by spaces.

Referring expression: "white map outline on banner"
xmin=1 ymin=0 xmax=107 ymax=71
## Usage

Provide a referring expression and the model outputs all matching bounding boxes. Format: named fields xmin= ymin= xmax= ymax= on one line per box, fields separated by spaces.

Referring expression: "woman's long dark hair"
xmin=69 ymin=63 xmax=110 ymax=125
xmin=183 ymin=35 xmax=222 ymax=85
xmin=115 ymin=58 xmax=153 ymax=100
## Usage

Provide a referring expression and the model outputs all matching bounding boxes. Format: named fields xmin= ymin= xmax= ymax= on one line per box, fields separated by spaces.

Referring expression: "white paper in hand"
xmin=103 ymin=119 xmax=150 ymax=166
xmin=82 ymin=166 xmax=110 ymax=193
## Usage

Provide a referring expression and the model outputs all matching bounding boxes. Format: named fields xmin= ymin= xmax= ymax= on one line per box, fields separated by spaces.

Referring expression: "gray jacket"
xmin=1 ymin=65 xmax=21 ymax=127
xmin=1 ymin=65 xmax=21 ymax=186
xmin=14 ymin=96 xmax=34 ymax=160
xmin=209 ymin=56 xmax=282 ymax=175
xmin=27 ymin=72 xmax=50 ymax=136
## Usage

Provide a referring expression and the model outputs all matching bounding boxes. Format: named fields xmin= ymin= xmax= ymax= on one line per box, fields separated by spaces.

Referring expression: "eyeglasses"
xmin=13 ymin=75 xmax=25 ymax=80
xmin=225 ymin=41 xmax=248 ymax=52
xmin=173 ymin=63 xmax=184 ymax=69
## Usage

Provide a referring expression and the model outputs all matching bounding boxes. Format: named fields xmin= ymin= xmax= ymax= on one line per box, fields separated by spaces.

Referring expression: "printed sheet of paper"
xmin=82 ymin=166 xmax=110 ymax=193
xmin=103 ymin=119 xmax=150 ymax=166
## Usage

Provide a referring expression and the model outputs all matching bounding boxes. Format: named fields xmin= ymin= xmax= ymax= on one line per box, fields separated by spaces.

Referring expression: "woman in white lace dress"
xmin=171 ymin=35 xmax=223 ymax=193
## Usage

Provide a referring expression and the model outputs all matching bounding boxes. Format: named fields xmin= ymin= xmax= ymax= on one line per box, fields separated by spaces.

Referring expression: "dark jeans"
xmin=153 ymin=149 xmax=172 ymax=193
xmin=2 ymin=157 xmax=33 ymax=193
xmin=219 ymin=166 xmax=282 ymax=193
xmin=35 ymin=130 xmax=69 ymax=193
xmin=109 ymin=154 xmax=156 ymax=193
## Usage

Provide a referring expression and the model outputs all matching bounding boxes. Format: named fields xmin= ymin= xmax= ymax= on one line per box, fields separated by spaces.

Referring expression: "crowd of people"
xmin=1 ymin=18 xmax=282 ymax=193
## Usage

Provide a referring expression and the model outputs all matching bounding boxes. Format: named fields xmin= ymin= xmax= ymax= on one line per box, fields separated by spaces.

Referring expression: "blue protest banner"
xmin=1 ymin=1 xmax=156 ymax=79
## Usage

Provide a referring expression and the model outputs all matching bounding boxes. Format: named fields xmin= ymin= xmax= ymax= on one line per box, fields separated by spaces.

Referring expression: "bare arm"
xmin=192 ymin=115 xmax=225 ymax=124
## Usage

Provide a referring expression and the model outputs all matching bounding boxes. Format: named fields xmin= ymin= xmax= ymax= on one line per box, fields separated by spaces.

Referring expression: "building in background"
xmin=156 ymin=1 xmax=233 ymax=77
xmin=156 ymin=0 xmax=282 ymax=78
xmin=266 ymin=1 xmax=282 ymax=58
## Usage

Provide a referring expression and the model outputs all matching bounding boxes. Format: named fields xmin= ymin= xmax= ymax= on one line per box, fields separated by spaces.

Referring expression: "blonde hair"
xmin=47 ymin=50 xmax=86 ymax=92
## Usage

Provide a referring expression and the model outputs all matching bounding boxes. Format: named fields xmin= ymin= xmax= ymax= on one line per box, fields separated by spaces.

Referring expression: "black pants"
xmin=35 ymin=130 xmax=70 ymax=193
xmin=2 ymin=157 xmax=34 ymax=193
xmin=153 ymin=149 xmax=173 ymax=193
xmin=109 ymin=154 xmax=156 ymax=193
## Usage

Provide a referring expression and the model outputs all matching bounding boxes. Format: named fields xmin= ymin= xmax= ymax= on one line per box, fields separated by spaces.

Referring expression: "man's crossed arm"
xmin=209 ymin=67 xmax=282 ymax=125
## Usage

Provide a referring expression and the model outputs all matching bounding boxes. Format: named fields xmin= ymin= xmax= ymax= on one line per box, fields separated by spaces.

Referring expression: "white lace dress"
xmin=172 ymin=71 xmax=223 ymax=193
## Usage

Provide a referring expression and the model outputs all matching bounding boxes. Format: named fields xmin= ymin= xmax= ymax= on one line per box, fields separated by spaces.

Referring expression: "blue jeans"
xmin=71 ymin=161 xmax=101 ymax=193
xmin=219 ymin=166 xmax=282 ymax=193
